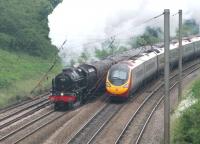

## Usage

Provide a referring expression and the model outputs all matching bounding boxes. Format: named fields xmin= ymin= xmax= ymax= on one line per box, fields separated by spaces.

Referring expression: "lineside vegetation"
xmin=0 ymin=49 xmax=61 ymax=107
xmin=0 ymin=0 xmax=62 ymax=107
xmin=172 ymin=78 xmax=200 ymax=144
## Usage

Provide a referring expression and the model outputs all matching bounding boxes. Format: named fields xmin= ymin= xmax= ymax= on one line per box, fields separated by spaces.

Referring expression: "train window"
xmin=111 ymin=70 xmax=128 ymax=80
xmin=108 ymin=64 xmax=129 ymax=86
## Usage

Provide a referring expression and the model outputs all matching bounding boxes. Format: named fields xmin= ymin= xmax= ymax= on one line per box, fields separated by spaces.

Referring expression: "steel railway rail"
xmin=0 ymin=93 xmax=49 ymax=123
xmin=134 ymin=62 xmax=200 ymax=144
xmin=66 ymin=101 xmax=124 ymax=144
xmin=114 ymin=61 xmax=200 ymax=144
xmin=0 ymin=92 xmax=49 ymax=115
xmin=85 ymin=95 xmax=140 ymax=144
xmin=1 ymin=111 xmax=71 ymax=144
xmin=0 ymin=99 xmax=50 ymax=130
xmin=65 ymin=60 xmax=200 ymax=144
xmin=0 ymin=110 xmax=54 ymax=141
xmin=0 ymin=61 xmax=198 ymax=144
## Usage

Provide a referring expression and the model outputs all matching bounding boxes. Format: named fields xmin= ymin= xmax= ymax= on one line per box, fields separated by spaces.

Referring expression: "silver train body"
xmin=106 ymin=37 xmax=200 ymax=98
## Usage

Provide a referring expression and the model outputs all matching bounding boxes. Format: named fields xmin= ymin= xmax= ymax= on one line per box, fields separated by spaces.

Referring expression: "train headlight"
xmin=106 ymin=82 xmax=111 ymax=87
xmin=61 ymin=93 xmax=64 ymax=96
xmin=123 ymin=83 xmax=129 ymax=88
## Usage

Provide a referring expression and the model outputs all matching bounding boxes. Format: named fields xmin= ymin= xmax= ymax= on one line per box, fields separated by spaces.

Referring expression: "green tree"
xmin=0 ymin=0 xmax=61 ymax=59
xmin=176 ymin=19 xmax=199 ymax=37
xmin=129 ymin=26 xmax=163 ymax=48
xmin=70 ymin=59 xmax=76 ymax=67
xmin=95 ymin=48 xmax=110 ymax=59
xmin=49 ymin=0 xmax=62 ymax=7
xmin=173 ymin=80 xmax=200 ymax=144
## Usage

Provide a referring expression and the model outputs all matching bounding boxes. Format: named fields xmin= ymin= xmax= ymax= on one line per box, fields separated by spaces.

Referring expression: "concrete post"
xmin=164 ymin=9 xmax=170 ymax=144
xmin=178 ymin=10 xmax=182 ymax=102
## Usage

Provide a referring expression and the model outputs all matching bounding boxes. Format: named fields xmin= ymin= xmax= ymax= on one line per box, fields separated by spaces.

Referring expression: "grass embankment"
xmin=0 ymin=49 xmax=61 ymax=108
xmin=172 ymin=78 xmax=200 ymax=144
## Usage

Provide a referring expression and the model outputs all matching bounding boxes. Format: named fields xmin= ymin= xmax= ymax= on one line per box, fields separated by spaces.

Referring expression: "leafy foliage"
xmin=173 ymin=103 xmax=200 ymax=144
xmin=0 ymin=49 xmax=61 ymax=107
xmin=130 ymin=26 xmax=163 ymax=48
xmin=94 ymin=38 xmax=128 ymax=59
xmin=78 ymin=49 xmax=91 ymax=64
xmin=173 ymin=79 xmax=200 ymax=144
xmin=0 ymin=0 xmax=62 ymax=59
xmin=50 ymin=0 xmax=62 ymax=7
xmin=191 ymin=79 xmax=200 ymax=99
xmin=176 ymin=19 xmax=199 ymax=37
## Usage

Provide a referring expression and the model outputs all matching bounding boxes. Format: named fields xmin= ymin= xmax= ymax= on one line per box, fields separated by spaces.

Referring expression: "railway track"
xmin=0 ymin=93 xmax=108 ymax=144
xmin=0 ymin=99 xmax=50 ymax=130
xmin=0 ymin=109 xmax=54 ymax=141
xmin=67 ymin=102 xmax=124 ymax=144
xmin=134 ymin=62 xmax=200 ymax=144
xmin=0 ymin=92 xmax=49 ymax=115
xmin=114 ymin=61 xmax=200 ymax=144
xmin=0 ymin=61 xmax=198 ymax=144
xmin=0 ymin=93 xmax=49 ymax=123
xmin=65 ymin=61 xmax=200 ymax=144
xmin=0 ymin=110 xmax=73 ymax=144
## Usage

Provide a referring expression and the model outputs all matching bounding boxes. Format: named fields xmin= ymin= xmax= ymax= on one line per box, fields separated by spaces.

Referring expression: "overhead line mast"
xmin=164 ymin=9 xmax=170 ymax=144
xmin=178 ymin=10 xmax=183 ymax=102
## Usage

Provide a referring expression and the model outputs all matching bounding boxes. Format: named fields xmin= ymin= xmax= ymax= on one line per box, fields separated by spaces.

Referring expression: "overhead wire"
xmin=172 ymin=12 xmax=179 ymax=17
xmin=30 ymin=40 xmax=67 ymax=95
xmin=60 ymin=12 xmax=164 ymax=52
xmin=110 ymin=12 xmax=164 ymax=38
xmin=29 ymin=12 xmax=165 ymax=96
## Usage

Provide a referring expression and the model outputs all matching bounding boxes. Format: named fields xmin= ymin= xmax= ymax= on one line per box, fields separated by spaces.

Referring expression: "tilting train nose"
xmin=106 ymin=81 xmax=129 ymax=95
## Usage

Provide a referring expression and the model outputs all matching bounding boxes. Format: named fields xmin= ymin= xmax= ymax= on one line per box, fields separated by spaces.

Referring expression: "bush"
xmin=0 ymin=78 xmax=11 ymax=88
xmin=0 ymin=0 xmax=61 ymax=59
xmin=191 ymin=80 xmax=200 ymax=99
xmin=173 ymin=79 xmax=200 ymax=144
xmin=173 ymin=102 xmax=200 ymax=144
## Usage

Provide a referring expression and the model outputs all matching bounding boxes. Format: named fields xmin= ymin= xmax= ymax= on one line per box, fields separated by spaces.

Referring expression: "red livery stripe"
xmin=49 ymin=95 xmax=76 ymax=103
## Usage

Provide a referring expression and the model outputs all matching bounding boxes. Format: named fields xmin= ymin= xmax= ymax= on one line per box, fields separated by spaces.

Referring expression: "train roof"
xmin=116 ymin=36 xmax=200 ymax=68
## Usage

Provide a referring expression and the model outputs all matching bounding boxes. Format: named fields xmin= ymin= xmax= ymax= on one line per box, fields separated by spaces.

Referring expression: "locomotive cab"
xmin=49 ymin=64 xmax=98 ymax=110
xmin=106 ymin=64 xmax=131 ymax=98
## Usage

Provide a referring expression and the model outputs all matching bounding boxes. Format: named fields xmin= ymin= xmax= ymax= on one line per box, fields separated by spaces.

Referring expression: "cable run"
xmin=172 ymin=12 xmax=179 ymax=17
xmin=143 ymin=12 xmax=164 ymax=24
xmin=61 ymin=12 xmax=165 ymax=51
xmin=30 ymin=40 xmax=67 ymax=95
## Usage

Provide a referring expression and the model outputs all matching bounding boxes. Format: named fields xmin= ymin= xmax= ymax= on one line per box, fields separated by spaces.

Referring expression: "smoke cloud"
xmin=48 ymin=0 xmax=200 ymax=65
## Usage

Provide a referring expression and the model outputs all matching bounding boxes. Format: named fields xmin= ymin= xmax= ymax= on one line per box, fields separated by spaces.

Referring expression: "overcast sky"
xmin=48 ymin=0 xmax=200 ymax=63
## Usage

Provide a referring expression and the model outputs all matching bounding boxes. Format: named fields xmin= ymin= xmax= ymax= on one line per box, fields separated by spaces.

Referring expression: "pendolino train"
xmin=106 ymin=37 xmax=200 ymax=99
xmin=49 ymin=48 xmax=143 ymax=110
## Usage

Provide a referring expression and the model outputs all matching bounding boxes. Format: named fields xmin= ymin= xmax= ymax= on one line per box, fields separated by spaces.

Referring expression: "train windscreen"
xmin=108 ymin=64 xmax=129 ymax=86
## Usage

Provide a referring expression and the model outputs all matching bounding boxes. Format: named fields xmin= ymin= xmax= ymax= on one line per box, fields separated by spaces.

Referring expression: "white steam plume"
xmin=48 ymin=0 xmax=200 ymax=65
